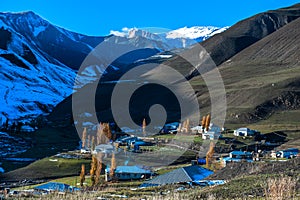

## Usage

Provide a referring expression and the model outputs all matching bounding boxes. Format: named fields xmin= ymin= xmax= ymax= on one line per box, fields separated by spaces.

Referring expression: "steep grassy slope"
xmin=217 ymin=16 xmax=300 ymax=123
xmin=47 ymin=3 xmax=300 ymax=127
xmin=201 ymin=3 xmax=300 ymax=66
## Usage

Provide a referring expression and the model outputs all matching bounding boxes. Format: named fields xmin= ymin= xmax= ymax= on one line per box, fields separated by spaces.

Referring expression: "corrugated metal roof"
xmin=230 ymin=151 xmax=252 ymax=155
xmin=141 ymin=165 xmax=213 ymax=187
xmin=183 ymin=165 xmax=213 ymax=181
xmin=106 ymin=166 xmax=152 ymax=174
xmin=34 ymin=182 xmax=80 ymax=192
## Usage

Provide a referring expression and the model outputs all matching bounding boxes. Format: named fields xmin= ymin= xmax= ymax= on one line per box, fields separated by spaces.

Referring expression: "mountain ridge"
xmin=47 ymin=3 xmax=300 ymax=128
xmin=0 ymin=11 xmax=226 ymax=123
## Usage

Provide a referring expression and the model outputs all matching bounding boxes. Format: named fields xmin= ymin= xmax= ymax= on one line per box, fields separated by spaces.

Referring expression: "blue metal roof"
xmin=223 ymin=157 xmax=253 ymax=163
xmin=230 ymin=151 xmax=252 ymax=156
xmin=140 ymin=165 xmax=213 ymax=187
xmin=183 ymin=165 xmax=213 ymax=181
xmin=34 ymin=182 xmax=80 ymax=192
xmin=106 ymin=166 xmax=152 ymax=174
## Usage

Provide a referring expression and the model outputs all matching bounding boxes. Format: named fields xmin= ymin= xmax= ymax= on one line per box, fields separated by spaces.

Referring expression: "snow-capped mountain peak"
xmin=109 ymin=26 xmax=229 ymax=50
xmin=166 ymin=26 xmax=230 ymax=40
xmin=127 ymin=28 xmax=162 ymax=41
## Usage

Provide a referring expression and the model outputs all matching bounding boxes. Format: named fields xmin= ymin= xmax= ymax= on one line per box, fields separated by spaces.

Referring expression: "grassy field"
xmin=10 ymin=159 xmax=300 ymax=200
xmin=0 ymin=156 xmax=91 ymax=182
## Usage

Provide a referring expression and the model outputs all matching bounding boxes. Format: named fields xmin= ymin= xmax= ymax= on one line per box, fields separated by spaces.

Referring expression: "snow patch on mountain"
xmin=110 ymin=26 xmax=229 ymax=49
xmin=0 ymin=24 xmax=76 ymax=123
xmin=33 ymin=25 xmax=47 ymax=36
xmin=166 ymin=26 xmax=229 ymax=39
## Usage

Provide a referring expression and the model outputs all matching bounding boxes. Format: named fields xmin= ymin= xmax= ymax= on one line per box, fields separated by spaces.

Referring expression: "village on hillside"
xmin=1 ymin=114 xmax=299 ymax=199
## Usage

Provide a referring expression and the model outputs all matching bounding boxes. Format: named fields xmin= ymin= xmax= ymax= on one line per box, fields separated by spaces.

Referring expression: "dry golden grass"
xmin=263 ymin=175 xmax=298 ymax=200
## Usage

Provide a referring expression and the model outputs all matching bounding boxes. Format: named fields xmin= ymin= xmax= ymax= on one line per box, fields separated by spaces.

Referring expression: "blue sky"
xmin=1 ymin=0 xmax=299 ymax=36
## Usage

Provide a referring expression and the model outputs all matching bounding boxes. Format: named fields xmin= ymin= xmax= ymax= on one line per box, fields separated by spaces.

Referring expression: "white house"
xmin=202 ymin=131 xmax=221 ymax=140
xmin=275 ymin=148 xmax=299 ymax=159
xmin=200 ymin=123 xmax=222 ymax=140
xmin=233 ymin=128 xmax=258 ymax=137
xmin=80 ymin=148 xmax=91 ymax=154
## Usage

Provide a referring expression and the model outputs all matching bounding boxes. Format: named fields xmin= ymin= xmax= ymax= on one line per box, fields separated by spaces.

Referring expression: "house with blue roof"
xmin=222 ymin=151 xmax=253 ymax=166
xmin=105 ymin=166 xmax=153 ymax=181
xmin=140 ymin=165 xmax=213 ymax=187
xmin=34 ymin=182 xmax=80 ymax=193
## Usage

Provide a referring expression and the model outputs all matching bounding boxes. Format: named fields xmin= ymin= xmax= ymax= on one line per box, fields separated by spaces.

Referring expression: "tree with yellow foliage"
xmin=182 ymin=120 xmax=186 ymax=132
xmin=82 ymin=128 xmax=87 ymax=149
xmin=110 ymin=153 xmax=116 ymax=180
xmin=91 ymin=136 xmax=96 ymax=151
xmin=142 ymin=118 xmax=147 ymax=135
xmin=177 ymin=123 xmax=182 ymax=133
xmin=95 ymin=153 xmax=103 ymax=185
xmin=97 ymin=123 xmax=106 ymax=144
xmin=206 ymin=141 xmax=215 ymax=168
xmin=80 ymin=164 xmax=85 ymax=187
xmin=201 ymin=116 xmax=206 ymax=131
xmin=87 ymin=134 xmax=91 ymax=149
xmin=103 ymin=123 xmax=112 ymax=141
xmin=90 ymin=156 xmax=97 ymax=186
xmin=185 ymin=118 xmax=190 ymax=133
xmin=205 ymin=114 xmax=211 ymax=131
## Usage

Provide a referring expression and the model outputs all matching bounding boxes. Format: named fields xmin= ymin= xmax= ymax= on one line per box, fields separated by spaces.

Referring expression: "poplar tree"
xmin=90 ymin=156 xmax=97 ymax=186
xmin=185 ymin=118 xmax=190 ymax=133
xmin=91 ymin=136 xmax=95 ymax=151
xmin=87 ymin=134 xmax=91 ymax=149
xmin=206 ymin=142 xmax=215 ymax=168
xmin=110 ymin=153 xmax=116 ymax=180
xmin=82 ymin=128 xmax=87 ymax=149
xmin=182 ymin=120 xmax=186 ymax=132
xmin=177 ymin=123 xmax=182 ymax=133
xmin=201 ymin=116 xmax=206 ymax=130
xmin=95 ymin=153 xmax=103 ymax=185
xmin=97 ymin=123 xmax=106 ymax=144
xmin=142 ymin=118 xmax=146 ymax=135
xmin=205 ymin=114 xmax=211 ymax=131
xmin=80 ymin=164 xmax=85 ymax=187
xmin=103 ymin=123 xmax=112 ymax=141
